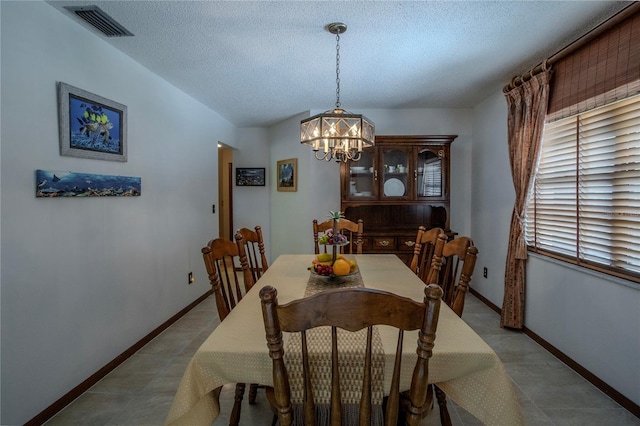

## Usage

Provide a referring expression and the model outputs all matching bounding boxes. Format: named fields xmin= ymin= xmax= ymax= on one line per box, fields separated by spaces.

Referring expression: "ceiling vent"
xmin=64 ymin=5 xmax=133 ymax=37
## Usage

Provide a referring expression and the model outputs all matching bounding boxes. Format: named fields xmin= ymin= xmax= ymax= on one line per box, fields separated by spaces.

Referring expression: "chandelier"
xmin=300 ymin=22 xmax=375 ymax=163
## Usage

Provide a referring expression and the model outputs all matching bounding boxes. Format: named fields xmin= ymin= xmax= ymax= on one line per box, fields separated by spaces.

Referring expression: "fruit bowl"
xmin=309 ymin=267 xmax=359 ymax=281
xmin=309 ymin=254 xmax=359 ymax=281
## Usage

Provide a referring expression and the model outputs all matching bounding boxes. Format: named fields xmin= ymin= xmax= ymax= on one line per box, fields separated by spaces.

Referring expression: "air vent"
xmin=64 ymin=5 xmax=133 ymax=37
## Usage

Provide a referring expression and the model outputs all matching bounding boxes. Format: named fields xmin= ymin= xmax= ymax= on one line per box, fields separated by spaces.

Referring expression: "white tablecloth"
xmin=166 ymin=254 xmax=523 ymax=425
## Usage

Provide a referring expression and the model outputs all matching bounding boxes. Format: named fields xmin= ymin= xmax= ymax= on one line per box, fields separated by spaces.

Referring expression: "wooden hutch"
xmin=340 ymin=135 xmax=457 ymax=264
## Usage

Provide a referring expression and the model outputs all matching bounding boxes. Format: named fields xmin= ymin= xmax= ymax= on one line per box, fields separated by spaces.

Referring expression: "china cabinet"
xmin=340 ymin=135 xmax=457 ymax=264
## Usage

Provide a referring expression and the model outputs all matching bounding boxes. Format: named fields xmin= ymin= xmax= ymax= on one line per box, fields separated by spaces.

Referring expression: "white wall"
xmin=472 ymin=91 xmax=640 ymax=406
xmin=470 ymin=93 xmax=513 ymax=304
xmin=233 ymin=127 xmax=271 ymax=258
xmin=527 ymin=255 xmax=640 ymax=405
xmin=268 ymin=112 xmax=340 ymax=260
xmin=0 ymin=2 xmax=236 ymax=424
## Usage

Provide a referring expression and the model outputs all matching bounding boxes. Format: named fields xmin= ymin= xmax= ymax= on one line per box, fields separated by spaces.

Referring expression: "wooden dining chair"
xmin=236 ymin=225 xmax=269 ymax=284
xmin=201 ymin=236 xmax=258 ymax=426
xmin=202 ymin=237 xmax=256 ymax=321
xmin=313 ymin=218 xmax=364 ymax=255
xmin=409 ymin=226 xmax=446 ymax=284
xmin=431 ymin=237 xmax=478 ymax=316
xmin=423 ymin=236 xmax=478 ymax=426
xmin=259 ymin=284 xmax=443 ymax=426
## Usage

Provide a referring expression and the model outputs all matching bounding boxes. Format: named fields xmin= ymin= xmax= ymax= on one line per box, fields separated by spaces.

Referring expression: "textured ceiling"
xmin=46 ymin=1 xmax=631 ymax=127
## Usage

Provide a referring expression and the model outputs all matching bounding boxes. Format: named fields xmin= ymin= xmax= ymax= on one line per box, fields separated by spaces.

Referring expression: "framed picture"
xmin=236 ymin=167 xmax=266 ymax=187
xmin=57 ymin=82 xmax=127 ymax=162
xmin=277 ymin=158 xmax=297 ymax=192
xmin=36 ymin=169 xmax=141 ymax=198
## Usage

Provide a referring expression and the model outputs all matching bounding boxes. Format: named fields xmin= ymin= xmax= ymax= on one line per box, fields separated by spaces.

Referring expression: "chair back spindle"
xmin=202 ymin=237 xmax=257 ymax=321
xmin=236 ymin=226 xmax=269 ymax=285
xmin=410 ymin=226 xmax=446 ymax=284
xmin=428 ymin=236 xmax=478 ymax=316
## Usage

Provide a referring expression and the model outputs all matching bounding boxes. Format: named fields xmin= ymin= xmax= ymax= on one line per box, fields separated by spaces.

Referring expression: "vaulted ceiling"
xmin=46 ymin=1 xmax=631 ymax=127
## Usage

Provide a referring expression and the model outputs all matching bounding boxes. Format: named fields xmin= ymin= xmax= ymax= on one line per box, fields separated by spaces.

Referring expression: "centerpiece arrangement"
xmin=309 ymin=211 xmax=358 ymax=278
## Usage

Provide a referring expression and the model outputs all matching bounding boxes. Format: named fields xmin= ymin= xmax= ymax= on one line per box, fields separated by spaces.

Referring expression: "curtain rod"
xmin=503 ymin=2 xmax=640 ymax=93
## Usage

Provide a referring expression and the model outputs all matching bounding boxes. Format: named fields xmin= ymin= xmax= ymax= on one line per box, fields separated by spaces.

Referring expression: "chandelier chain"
xmin=335 ymin=31 xmax=341 ymax=109
xmin=300 ymin=22 xmax=375 ymax=163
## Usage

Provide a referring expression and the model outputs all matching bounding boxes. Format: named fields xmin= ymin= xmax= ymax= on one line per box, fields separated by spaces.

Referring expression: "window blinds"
xmin=422 ymin=159 xmax=442 ymax=197
xmin=527 ymin=95 xmax=640 ymax=277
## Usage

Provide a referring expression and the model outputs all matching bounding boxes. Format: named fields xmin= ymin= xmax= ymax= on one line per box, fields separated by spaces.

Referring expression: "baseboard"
xmin=25 ymin=290 xmax=213 ymax=426
xmin=468 ymin=287 xmax=639 ymax=419
xmin=468 ymin=287 xmax=501 ymax=314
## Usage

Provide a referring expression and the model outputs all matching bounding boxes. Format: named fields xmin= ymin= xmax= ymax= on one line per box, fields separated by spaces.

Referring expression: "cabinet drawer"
xmin=372 ymin=237 xmax=396 ymax=250
xmin=397 ymin=236 xmax=418 ymax=251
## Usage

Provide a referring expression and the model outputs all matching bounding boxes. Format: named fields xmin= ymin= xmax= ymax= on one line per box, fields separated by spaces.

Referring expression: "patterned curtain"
xmin=501 ymin=70 xmax=552 ymax=329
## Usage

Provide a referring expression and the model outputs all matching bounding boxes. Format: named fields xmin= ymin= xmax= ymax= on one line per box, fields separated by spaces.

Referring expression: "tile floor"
xmin=45 ymin=293 xmax=639 ymax=425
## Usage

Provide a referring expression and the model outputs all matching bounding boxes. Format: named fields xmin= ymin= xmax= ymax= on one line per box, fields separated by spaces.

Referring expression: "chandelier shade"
xmin=301 ymin=22 xmax=375 ymax=162
xmin=300 ymin=108 xmax=375 ymax=162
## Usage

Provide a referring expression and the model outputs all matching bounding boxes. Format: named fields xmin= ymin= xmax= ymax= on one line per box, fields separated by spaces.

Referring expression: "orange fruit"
xmin=332 ymin=258 xmax=351 ymax=276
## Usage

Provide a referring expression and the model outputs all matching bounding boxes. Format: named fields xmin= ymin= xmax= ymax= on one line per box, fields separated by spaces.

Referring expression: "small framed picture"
xmin=236 ymin=167 xmax=266 ymax=186
xmin=57 ymin=82 xmax=127 ymax=162
xmin=277 ymin=158 xmax=297 ymax=192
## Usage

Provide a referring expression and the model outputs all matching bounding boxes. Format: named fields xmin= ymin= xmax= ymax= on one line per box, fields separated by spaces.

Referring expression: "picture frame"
xmin=36 ymin=169 xmax=141 ymax=198
xmin=236 ymin=167 xmax=266 ymax=187
xmin=277 ymin=158 xmax=297 ymax=192
xmin=57 ymin=82 xmax=128 ymax=162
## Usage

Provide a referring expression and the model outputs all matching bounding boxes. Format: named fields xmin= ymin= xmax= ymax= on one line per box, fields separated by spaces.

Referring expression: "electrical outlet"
xmin=188 ymin=272 xmax=195 ymax=284
xmin=483 ymin=267 xmax=488 ymax=278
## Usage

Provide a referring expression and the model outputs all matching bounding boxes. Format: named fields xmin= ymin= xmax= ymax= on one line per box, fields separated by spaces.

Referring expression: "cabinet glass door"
xmin=381 ymin=148 xmax=409 ymax=198
xmin=347 ymin=149 xmax=375 ymax=198
xmin=416 ymin=148 xmax=443 ymax=198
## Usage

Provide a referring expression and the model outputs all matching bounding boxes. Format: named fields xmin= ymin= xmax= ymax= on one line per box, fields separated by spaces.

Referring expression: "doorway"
xmin=218 ymin=144 xmax=233 ymax=240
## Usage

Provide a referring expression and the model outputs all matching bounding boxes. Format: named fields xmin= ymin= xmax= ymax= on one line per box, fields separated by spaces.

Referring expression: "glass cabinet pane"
xmin=416 ymin=149 xmax=442 ymax=197
xmin=382 ymin=149 xmax=408 ymax=197
xmin=348 ymin=150 xmax=375 ymax=198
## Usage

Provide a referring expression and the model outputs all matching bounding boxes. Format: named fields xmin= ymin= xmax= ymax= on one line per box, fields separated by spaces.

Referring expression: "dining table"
xmin=165 ymin=254 xmax=524 ymax=425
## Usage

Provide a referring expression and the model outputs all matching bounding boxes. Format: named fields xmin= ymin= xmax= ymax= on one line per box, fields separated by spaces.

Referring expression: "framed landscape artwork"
xmin=277 ymin=158 xmax=297 ymax=192
xmin=236 ymin=167 xmax=266 ymax=186
xmin=57 ymin=82 xmax=128 ymax=162
xmin=36 ymin=169 xmax=141 ymax=198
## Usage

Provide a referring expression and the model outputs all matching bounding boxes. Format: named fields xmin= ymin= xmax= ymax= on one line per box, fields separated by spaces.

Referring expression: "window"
xmin=526 ymin=94 xmax=640 ymax=281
